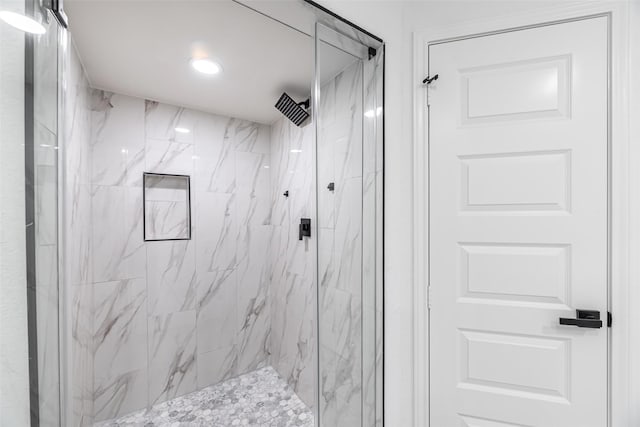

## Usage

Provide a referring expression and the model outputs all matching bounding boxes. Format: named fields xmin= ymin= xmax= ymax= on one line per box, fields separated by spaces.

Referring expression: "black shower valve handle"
xmin=299 ymin=218 xmax=311 ymax=241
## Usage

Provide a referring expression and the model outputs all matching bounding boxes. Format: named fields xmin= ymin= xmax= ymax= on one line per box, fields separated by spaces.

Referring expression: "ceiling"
xmin=65 ymin=0 xmax=356 ymax=124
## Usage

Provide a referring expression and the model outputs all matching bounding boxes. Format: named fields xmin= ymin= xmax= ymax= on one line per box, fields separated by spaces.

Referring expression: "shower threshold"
xmin=95 ymin=366 xmax=313 ymax=427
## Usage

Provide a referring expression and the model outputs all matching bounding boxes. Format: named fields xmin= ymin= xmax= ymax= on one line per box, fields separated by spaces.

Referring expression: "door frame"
xmin=412 ymin=2 xmax=638 ymax=426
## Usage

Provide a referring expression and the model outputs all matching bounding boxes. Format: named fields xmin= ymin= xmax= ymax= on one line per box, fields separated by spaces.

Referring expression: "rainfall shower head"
xmin=275 ymin=93 xmax=310 ymax=127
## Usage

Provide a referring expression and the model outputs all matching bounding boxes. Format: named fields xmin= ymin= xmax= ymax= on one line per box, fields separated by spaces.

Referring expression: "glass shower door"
xmin=32 ymin=7 xmax=62 ymax=426
xmin=0 ymin=0 xmax=31 ymax=424
xmin=0 ymin=1 xmax=62 ymax=425
xmin=314 ymin=22 xmax=383 ymax=427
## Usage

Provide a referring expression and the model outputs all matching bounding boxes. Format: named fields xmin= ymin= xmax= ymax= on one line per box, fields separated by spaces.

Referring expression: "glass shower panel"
xmin=33 ymin=7 xmax=62 ymax=427
xmin=0 ymin=2 xmax=62 ymax=425
xmin=0 ymin=0 xmax=30 ymax=424
xmin=314 ymin=22 xmax=383 ymax=427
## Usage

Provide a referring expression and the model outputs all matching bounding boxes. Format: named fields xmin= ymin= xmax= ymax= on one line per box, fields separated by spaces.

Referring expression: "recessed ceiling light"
xmin=174 ymin=127 xmax=190 ymax=134
xmin=191 ymin=58 xmax=222 ymax=75
xmin=290 ymin=149 xmax=302 ymax=153
xmin=0 ymin=10 xmax=46 ymax=34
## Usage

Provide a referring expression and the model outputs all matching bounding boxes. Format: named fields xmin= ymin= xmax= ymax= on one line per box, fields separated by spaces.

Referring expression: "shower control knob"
xmin=299 ymin=218 xmax=311 ymax=241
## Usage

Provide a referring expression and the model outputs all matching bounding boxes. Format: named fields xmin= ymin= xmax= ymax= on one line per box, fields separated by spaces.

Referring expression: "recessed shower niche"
xmin=2 ymin=0 xmax=384 ymax=426
xmin=143 ymin=173 xmax=192 ymax=241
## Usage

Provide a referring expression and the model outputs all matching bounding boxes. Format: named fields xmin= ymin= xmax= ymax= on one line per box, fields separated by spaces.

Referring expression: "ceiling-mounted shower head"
xmin=275 ymin=92 xmax=310 ymax=127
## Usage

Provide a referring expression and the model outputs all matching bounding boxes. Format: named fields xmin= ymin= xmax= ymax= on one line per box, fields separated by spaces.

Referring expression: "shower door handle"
xmin=299 ymin=218 xmax=311 ymax=241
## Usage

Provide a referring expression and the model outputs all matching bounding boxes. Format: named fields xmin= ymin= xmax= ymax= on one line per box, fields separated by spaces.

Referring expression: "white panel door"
xmin=429 ymin=17 xmax=608 ymax=427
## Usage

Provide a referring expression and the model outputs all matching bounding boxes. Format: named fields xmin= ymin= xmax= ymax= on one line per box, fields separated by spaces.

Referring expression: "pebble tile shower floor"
xmin=95 ymin=367 xmax=314 ymax=427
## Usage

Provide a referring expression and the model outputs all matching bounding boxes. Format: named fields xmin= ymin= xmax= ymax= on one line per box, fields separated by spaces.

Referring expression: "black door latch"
xmin=299 ymin=218 xmax=311 ymax=241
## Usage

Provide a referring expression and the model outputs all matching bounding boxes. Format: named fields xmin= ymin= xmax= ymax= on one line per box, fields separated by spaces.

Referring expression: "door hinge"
xmin=607 ymin=311 xmax=612 ymax=327
xmin=427 ymin=285 xmax=433 ymax=310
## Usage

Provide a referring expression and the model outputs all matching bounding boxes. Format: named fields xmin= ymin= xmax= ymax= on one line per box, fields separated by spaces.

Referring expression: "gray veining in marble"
xmin=94 ymin=367 xmax=313 ymax=427
xmin=148 ymin=310 xmax=198 ymax=405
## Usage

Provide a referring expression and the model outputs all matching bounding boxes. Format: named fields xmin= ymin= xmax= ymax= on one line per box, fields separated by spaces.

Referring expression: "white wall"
xmin=0 ymin=0 xmax=30 ymax=425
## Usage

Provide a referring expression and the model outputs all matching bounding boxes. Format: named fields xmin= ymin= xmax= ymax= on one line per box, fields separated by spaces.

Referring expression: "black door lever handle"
xmin=559 ymin=309 xmax=603 ymax=329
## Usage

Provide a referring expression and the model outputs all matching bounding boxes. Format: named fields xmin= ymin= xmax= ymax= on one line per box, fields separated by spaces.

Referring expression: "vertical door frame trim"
xmin=412 ymin=3 xmax=634 ymax=426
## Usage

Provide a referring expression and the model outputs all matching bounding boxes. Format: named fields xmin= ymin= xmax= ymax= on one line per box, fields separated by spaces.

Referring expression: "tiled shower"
xmin=63 ymin=34 xmax=382 ymax=425
xmin=67 ymin=46 xmax=307 ymax=421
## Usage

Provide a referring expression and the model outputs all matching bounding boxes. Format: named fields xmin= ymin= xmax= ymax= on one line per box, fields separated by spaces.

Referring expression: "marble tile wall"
xmin=86 ymin=91 xmax=272 ymax=423
xmin=63 ymin=39 xmax=94 ymax=427
xmin=316 ymin=60 xmax=365 ymax=427
xmin=63 ymin=62 xmax=273 ymax=422
xmin=268 ymin=116 xmax=315 ymax=408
